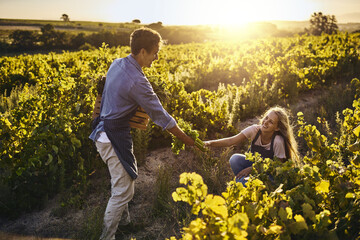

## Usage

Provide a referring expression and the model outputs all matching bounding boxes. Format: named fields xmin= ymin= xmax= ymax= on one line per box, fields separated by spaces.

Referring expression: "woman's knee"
xmin=229 ymin=154 xmax=246 ymax=174
xmin=229 ymin=154 xmax=246 ymax=165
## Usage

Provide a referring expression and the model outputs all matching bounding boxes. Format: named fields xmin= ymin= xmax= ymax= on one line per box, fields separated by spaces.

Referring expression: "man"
xmin=89 ymin=28 xmax=194 ymax=240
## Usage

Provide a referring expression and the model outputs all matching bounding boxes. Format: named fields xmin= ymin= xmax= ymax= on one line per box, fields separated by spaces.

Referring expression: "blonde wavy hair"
xmin=260 ymin=106 xmax=300 ymax=164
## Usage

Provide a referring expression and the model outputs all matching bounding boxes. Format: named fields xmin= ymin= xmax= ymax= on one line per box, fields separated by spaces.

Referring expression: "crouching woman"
xmin=204 ymin=106 xmax=299 ymax=186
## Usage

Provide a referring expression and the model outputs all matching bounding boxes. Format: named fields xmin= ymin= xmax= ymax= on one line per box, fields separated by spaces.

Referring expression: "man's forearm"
xmin=167 ymin=125 xmax=195 ymax=146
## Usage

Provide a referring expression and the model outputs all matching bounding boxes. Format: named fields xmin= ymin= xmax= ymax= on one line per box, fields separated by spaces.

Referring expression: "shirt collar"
xmin=127 ymin=54 xmax=144 ymax=75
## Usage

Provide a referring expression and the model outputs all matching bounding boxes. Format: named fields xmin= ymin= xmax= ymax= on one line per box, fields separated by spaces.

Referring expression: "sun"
xmin=215 ymin=1 xmax=261 ymax=26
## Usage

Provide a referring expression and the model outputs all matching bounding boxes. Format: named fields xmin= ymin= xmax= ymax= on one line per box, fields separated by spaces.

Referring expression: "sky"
xmin=0 ymin=0 xmax=360 ymax=25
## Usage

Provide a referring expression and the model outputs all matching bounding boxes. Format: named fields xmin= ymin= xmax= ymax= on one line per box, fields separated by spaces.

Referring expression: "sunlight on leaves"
xmin=315 ymin=180 xmax=330 ymax=194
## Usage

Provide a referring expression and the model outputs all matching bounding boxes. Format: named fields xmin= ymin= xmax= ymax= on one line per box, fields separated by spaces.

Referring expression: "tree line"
xmin=2 ymin=24 xmax=132 ymax=52
xmin=0 ymin=23 xmax=208 ymax=53
xmin=0 ymin=12 xmax=341 ymax=53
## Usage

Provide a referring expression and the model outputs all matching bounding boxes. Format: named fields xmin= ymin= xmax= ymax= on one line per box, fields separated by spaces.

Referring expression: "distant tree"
xmin=307 ymin=12 xmax=338 ymax=35
xmin=61 ymin=14 xmax=70 ymax=22
xmin=327 ymin=15 xmax=339 ymax=33
xmin=132 ymin=19 xmax=141 ymax=24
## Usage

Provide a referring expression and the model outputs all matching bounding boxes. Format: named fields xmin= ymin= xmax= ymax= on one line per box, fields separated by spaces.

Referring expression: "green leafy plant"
xmin=168 ymin=94 xmax=360 ymax=239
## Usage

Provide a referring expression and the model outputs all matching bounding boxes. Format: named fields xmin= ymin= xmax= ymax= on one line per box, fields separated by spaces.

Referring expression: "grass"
xmin=76 ymin=205 xmax=105 ymax=240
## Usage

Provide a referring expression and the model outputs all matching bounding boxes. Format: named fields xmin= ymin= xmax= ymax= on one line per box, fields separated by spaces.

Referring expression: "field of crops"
xmin=1 ymin=32 xmax=360 ymax=239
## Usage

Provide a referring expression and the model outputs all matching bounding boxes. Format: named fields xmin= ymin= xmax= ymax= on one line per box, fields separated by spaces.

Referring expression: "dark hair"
xmin=130 ymin=27 xmax=163 ymax=55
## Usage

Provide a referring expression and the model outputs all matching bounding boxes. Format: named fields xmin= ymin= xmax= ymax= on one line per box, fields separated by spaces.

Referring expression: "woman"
xmin=204 ymin=106 xmax=299 ymax=186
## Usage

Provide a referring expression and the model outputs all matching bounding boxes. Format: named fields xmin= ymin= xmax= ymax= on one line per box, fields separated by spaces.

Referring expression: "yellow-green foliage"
xmin=169 ymin=94 xmax=360 ymax=239
xmin=1 ymin=33 xmax=360 ymax=216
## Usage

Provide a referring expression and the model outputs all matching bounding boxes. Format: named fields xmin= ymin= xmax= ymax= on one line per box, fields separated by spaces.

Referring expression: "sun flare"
xmin=199 ymin=0 xmax=316 ymax=26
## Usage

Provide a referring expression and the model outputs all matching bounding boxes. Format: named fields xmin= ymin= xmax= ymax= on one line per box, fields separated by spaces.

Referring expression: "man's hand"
xmin=236 ymin=166 xmax=252 ymax=180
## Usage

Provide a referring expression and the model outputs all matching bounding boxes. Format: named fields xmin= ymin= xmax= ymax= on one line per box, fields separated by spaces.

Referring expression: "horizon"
xmin=1 ymin=0 xmax=360 ymax=26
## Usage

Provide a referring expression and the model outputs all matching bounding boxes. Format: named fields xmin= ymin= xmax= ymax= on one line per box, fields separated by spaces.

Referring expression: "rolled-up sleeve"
xmin=240 ymin=125 xmax=259 ymax=140
xmin=129 ymin=78 xmax=176 ymax=130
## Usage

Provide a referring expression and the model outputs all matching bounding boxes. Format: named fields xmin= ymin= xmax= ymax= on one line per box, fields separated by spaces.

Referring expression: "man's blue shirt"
xmin=89 ymin=54 xmax=176 ymax=141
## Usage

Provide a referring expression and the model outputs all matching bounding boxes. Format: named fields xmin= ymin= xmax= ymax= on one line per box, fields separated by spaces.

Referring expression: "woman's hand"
xmin=236 ymin=166 xmax=252 ymax=180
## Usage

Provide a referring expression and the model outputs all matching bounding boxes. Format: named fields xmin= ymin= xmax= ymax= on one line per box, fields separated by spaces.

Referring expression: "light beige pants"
xmin=96 ymin=141 xmax=135 ymax=240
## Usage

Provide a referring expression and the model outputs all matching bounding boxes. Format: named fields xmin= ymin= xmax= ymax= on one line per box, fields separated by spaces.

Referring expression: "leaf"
xmin=316 ymin=210 xmax=332 ymax=228
xmin=278 ymin=207 xmax=287 ymax=222
xmin=172 ymin=187 xmax=188 ymax=202
xmin=279 ymin=206 xmax=293 ymax=222
xmin=354 ymin=178 xmax=360 ymax=186
xmin=70 ymin=137 xmax=82 ymax=148
xmin=203 ymin=194 xmax=228 ymax=218
xmin=294 ymin=214 xmax=307 ymax=224
xmin=228 ymin=212 xmax=249 ymax=231
xmin=265 ymin=224 xmax=283 ymax=235
xmin=315 ymin=180 xmax=330 ymax=194
xmin=184 ymin=218 xmax=206 ymax=234
xmin=16 ymin=167 xmax=25 ymax=176
xmin=353 ymin=125 xmax=360 ymax=137
xmin=302 ymin=203 xmax=316 ymax=222
xmin=227 ymin=213 xmax=249 ymax=239
xmin=345 ymin=192 xmax=356 ymax=199
xmin=45 ymin=154 xmax=53 ymax=166
xmin=286 ymin=207 xmax=293 ymax=219
xmin=52 ymin=145 xmax=59 ymax=154
xmin=289 ymin=214 xmax=308 ymax=234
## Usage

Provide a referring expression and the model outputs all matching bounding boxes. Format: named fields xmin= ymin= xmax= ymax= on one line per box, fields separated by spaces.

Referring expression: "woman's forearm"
xmin=205 ymin=133 xmax=246 ymax=148
xmin=205 ymin=136 xmax=237 ymax=147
